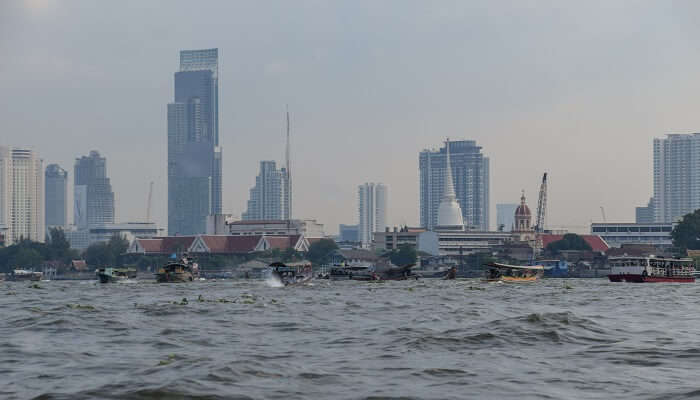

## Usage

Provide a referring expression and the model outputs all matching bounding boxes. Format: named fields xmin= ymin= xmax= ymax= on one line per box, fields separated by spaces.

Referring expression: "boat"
xmin=269 ymin=262 xmax=313 ymax=286
xmin=329 ymin=264 xmax=379 ymax=281
xmin=155 ymin=255 xmax=199 ymax=283
xmin=608 ymin=256 xmax=695 ymax=283
xmin=96 ymin=267 xmax=137 ymax=283
xmin=378 ymin=264 xmax=420 ymax=280
xmin=484 ymin=263 xmax=544 ymax=282
xmin=10 ymin=269 xmax=43 ymax=281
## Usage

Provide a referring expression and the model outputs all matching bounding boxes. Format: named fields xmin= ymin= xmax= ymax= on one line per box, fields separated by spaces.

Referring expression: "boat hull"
xmin=608 ymin=274 xmax=695 ymax=283
xmin=155 ymin=272 xmax=193 ymax=283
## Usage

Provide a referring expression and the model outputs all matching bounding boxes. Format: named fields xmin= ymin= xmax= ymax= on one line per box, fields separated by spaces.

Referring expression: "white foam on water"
xmin=265 ymin=274 xmax=284 ymax=288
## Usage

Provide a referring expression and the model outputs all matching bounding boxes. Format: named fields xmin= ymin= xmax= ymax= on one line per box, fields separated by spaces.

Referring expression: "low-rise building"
xmin=329 ymin=249 xmax=380 ymax=266
xmin=206 ymin=217 xmax=325 ymax=238
xmin=590 ymin=222 xmax=672 ymax=248
xmin=373 ymin=226 xmax=512 ymax=258
xmin=65 ymin=222 xmax=161 ymax=250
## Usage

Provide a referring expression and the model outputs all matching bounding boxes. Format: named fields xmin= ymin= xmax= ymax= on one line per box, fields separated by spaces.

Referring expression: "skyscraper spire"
xmin=285 ymin=105 xmax=292 ymax=220
xmin=437 ymin=138 xmax=465 ymax=229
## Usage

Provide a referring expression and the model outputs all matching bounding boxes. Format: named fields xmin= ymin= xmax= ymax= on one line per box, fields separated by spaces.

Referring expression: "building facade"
xmin=338 ymin=224 xmax=360 ymax=243
xmin=45 ymin=164 xmax=68 ymax=228
xmin=168 ymin=48 xmax=222 ymax=235
xmin=419 ymin=140 xmax=489 ymax=230
xmin=635 ymin=197 xmax=655 ymax=224
xmin=74 ymin=151 xmax=115 ymax=229
xmin=653 ymin=133 xmax=700 ymax=223
xmin=0 ymin=147 xmax=44 ymax=244
xmin=242 ymin=161 xmax=289 ymax=221
xmin=65 ymin=222 xmax=160 ymax=251
xmin=358 ymin=183 xmax=388 ymax=248
xmin=496 ymin=203 xmax=517 ymax=231
xmin=590 ymin=222 xmax=673 ymax=248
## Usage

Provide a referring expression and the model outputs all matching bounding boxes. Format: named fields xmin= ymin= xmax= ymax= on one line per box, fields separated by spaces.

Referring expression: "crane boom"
xmin=535 ymin=173 xmax=547 ymax=233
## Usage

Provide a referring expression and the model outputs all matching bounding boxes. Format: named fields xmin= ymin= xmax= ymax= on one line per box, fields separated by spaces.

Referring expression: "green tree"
xmin=306 ymin=239 xmax=338 ymax=266
xmin=672 ymin=209 xmax=700 ymax=251
xmin=546 ymin=233 xmax=592 ymax=253
xmin=389 ymin=244 xmax=417 ymax=266
xmin=10 ymin=247 xmax=43 ymax=268
xmin=84 ymin=242 xmax=114 ymax=267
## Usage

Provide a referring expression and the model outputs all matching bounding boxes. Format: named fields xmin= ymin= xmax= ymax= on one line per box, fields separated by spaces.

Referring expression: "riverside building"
xmin=168 ymin=48 xmax=222 ymax=235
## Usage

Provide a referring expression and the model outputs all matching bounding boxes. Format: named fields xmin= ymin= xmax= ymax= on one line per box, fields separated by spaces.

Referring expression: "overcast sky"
xmin=3 ymin=0 xmax=700 ymax=234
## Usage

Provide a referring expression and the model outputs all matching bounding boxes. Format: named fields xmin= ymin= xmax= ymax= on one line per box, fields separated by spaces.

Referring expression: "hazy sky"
xmin=3 ymin=0 xmax=700 ymax=234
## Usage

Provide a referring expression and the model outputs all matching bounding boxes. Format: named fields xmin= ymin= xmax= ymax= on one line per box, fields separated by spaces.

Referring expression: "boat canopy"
xmin=487 ymin=263 xmax=544 ymax=270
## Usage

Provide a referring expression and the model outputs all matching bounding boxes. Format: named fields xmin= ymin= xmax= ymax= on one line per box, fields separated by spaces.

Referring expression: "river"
xmin=2 ymin=278 xmax=699 ymax=399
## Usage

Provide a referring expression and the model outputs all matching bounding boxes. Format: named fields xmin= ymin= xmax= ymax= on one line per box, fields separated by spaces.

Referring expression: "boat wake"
xmin=265 ymin=273 xmax=284 ymax=288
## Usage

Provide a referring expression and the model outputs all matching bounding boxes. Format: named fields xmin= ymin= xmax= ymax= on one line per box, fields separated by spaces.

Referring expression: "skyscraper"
xmin=419 ymin=140 xmax=490 ymax=230
xmin=168 ymin=48 xmax=221 ymax=235
xmin=45 ymin=164 xmax=68 ymax=228
xmin=242 ymin=161 xmax=289 ymax=221
xmin=358 ymin=183 xmax=388 ymax=248
xmin=0 ymin=147 xmax=44 ymax=244
xmin=653 ymin=133 xmax=700 ymax=223
xmin=74 ymin=151 xmax=115 ymax=228
xmin=635 ymin=198 xmax=654 ymax=224
xmin=496 ymin=203 xmax=518 ymax=231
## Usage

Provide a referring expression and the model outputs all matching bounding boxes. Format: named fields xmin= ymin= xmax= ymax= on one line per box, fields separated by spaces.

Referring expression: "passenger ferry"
xmin=608 ymin=256 xmax=695 ymax=283
xmin=269 ymin=262 xmax=314 ymax=286
xmin=155 ymin=255 xmax=199 ymax=283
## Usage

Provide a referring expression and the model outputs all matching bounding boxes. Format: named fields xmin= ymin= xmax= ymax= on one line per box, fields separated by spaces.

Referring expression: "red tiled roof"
xmin=136 ymin=236 xmax=196 ymax=254
xmin=265 ymin=235 xmax=301 ymax=250
xmin=198 ymin=235 xmax=262 ymax=253
xmin=539 ymin=234 xmax=609 ymax=252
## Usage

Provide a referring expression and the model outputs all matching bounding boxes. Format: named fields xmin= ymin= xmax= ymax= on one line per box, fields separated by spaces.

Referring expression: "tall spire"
xmin=285 ymin=105 xmax=292 ymax=220
xmin=437 ymin=138 xmax=464 ymax=229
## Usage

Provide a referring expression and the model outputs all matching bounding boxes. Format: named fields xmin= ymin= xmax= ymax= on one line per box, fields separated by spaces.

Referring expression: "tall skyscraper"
xmin=496 ymin=203 xmax=518 ymax=231
xmin=242 ymin=161 xmax=289 ymax=221
xmin=653 ymin=133 xmax=700 ymax=223
xmin=168 ymin=48 xmax=221 ymax=235
xmin=358 ymin=183 xmax=388 ymax=248
xmin=419 ymin=140 xmax=490 ymax=230
xmin=0 ymin=147 xmax=44 ymax=244
xmin=45 ymin=164 xmax=68 ymax=228
xmin=74 ymin=151 xmax=115 ymax=229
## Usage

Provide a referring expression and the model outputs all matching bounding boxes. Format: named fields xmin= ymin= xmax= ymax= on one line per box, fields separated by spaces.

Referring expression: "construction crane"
xmin=146 ymin=181 xmax=154 ymax=222
xmin=534 ymin=173 xmax=547 ymax=233
xmin=600 ymin=206 xmax=607 ymax=222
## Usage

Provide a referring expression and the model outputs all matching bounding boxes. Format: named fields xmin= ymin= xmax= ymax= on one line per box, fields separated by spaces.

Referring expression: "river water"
xmin=2 ymin=278 xmax=700 ymax=399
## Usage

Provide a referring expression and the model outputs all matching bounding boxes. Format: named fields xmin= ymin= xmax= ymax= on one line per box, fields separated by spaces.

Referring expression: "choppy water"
xmin=3 ymin=278 xmax=700 ymax=399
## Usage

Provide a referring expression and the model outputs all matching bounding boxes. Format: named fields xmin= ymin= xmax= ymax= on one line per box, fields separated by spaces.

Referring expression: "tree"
xmin=671 ymin=209 xmax=700 ymax=251
xmin=546 ymin=233 xmax=592 ymax=253
xmin=306 ymin=239 xmax=338 ymax=266
xmin=389 ymin=244 xmax=417 ymax=266
xmin=47 ymin=228 xmax=77 ymax=262
xmin=10 ymin=247 xmax=43 ymax=269
xmin=84 ymin=235 xmax=129 ymax=267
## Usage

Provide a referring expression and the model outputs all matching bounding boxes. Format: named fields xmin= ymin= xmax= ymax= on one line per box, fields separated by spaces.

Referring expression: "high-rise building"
xmin=242 ymin=161 xmax=289 ymax=221
xmin=496 ymin=203 xmax=518 ymax=231
xmin=653 ymin=133 xmax=700 ymax=223
xmin=74 ymin=151 xmax=115 ymax=229
xmin=168 ymin=48 xmax=221 ymax=235
xmin=635 ymin=197 xmax=654 ymax=224
xmin=45 ymin=164 xmax=68 ymax=228
xmin=0 ymin=147 xmax=44 ymax=244
xmin=358 ymin=183 xmax=388 ymax=248
xmin=419 ymin=139 xmax=489 ymax=230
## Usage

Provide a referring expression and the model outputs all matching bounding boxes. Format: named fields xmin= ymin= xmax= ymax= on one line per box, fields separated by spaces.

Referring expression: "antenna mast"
xmin=146 ymin=181 xmax=154 ymax=223
xmin=286 ymin=105 xmax=292 ymax=220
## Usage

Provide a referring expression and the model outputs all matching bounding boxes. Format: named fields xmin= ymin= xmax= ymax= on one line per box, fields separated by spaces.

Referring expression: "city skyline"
xmin=5 ymin=1 xmax=700 ymax=234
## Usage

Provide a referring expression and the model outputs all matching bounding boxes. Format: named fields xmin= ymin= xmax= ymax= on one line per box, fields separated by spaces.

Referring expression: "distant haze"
xmin=3 ymin=0 xmax=700 ymax=234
